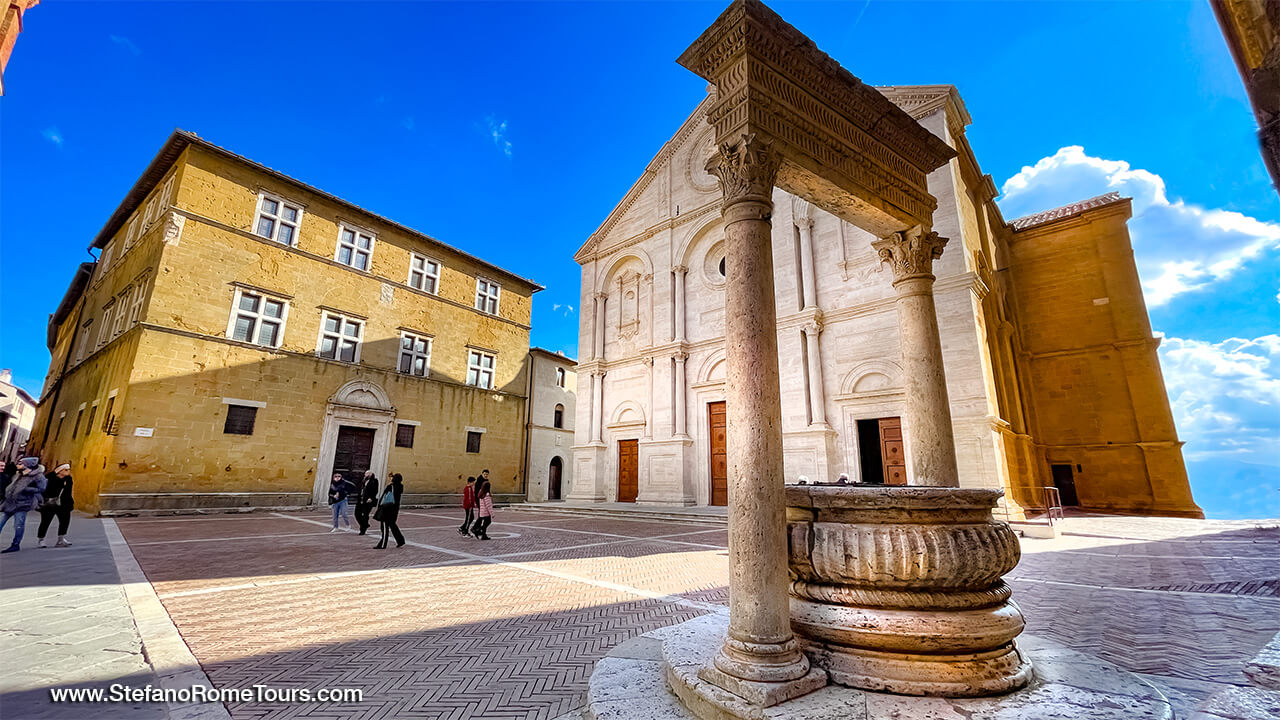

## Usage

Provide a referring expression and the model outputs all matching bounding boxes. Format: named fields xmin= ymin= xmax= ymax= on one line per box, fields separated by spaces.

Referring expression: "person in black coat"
xmin=373 ymin=473 xmax=405 ymax=549
xmin=354 ymin=470 xmax=379 ymax=536
xmin=37 ymin=463 xmax=74 ymax=548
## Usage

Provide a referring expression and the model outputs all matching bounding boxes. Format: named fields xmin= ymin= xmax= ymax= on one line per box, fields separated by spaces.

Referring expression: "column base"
xmin=697 ymin=660 xmax=827 ymax=707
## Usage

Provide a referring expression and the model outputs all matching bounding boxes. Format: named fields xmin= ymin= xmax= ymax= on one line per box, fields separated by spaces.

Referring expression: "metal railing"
xmin=1042 ymin=486 xmax=1064 ymax=525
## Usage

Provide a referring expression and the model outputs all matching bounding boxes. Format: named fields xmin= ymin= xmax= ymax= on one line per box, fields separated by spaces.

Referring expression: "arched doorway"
xmin=548 ymin=457 xmax=563 ymax=501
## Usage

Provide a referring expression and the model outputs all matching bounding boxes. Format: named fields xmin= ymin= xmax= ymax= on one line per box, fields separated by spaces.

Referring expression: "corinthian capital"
xmin=871 ymin=228 xmax=949 ymax=284
xmin=705 ymin=133 xmax=782 ymax=205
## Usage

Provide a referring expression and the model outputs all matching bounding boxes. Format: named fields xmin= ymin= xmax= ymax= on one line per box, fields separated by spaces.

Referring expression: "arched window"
xmin=553 ymin=403 xmax=565 ymax=429
xmin=555 ymin=367 xmax=566 ymax=387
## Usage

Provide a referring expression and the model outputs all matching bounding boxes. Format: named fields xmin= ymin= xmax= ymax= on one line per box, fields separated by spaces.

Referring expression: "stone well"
xmin=785 ymin=485 xmax=1033 ymax=697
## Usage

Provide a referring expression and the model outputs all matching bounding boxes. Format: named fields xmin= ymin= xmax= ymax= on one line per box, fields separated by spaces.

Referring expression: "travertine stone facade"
xmin=524 ymin=348 xmax=576 ymax=503
xmin=570 ymin=85 xmax=1201 ymax=518
xmin=30 ymin=132 xmax=541 ymax=513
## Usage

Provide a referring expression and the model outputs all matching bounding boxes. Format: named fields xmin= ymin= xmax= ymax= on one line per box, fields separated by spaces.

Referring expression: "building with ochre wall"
xmin=31 ymin=131 xmax=541 ymax=514
xmin=570 ymin=86 xmax=1200 ymax=519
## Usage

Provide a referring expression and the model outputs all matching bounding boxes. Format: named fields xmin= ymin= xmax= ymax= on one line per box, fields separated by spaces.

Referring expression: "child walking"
xmin=458 ymin=476 xmax=476 ymax=536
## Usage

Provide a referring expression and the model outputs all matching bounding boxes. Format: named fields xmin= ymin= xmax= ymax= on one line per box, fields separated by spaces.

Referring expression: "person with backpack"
xmin=373 ymin=473 xmax=405 ymax=549
xmin=0 ymin=457 xmax=47 ymax=553
xmin=37 ymin=463 xmax=74 ymax=548
xmin=471 ymin=480 xmax=494 ymax=541
xmin=354 ymin=470 xmax=379 ymax=536
xmin=458 ymin=476 xmax=476 ymax=537
xmin=328 ymin=473 xmax=354 ymax=533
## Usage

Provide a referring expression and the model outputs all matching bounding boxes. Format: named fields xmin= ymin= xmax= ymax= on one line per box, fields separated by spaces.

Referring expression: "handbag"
xmin=379 ymin=487 xmax=396 ymax=506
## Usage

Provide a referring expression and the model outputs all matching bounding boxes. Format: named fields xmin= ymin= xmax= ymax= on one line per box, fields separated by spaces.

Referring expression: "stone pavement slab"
xmin=0 ymin=514 xmax=173 ymax=719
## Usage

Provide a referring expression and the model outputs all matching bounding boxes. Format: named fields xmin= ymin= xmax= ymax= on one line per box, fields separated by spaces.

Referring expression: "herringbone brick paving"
xmin=113 ymin=511 xmax=1278 ymax=719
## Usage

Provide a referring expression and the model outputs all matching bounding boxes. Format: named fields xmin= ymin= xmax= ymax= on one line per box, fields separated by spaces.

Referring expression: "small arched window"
xmin=553 ymin=403 xmax=565 ymax=429
xmin=555 ymin=367 xmax=566 ymax=388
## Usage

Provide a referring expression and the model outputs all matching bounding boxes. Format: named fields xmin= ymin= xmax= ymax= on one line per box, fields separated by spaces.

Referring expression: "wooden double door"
xmin=878 ymin=417 xmax=906 ymax=485
xmin=333 ymin=425 xmax=376 ymax=485
xmin=617 ymin=439 xmax=639 ymax=503
xmin=708 ymin=401 xmax=728 ymax=506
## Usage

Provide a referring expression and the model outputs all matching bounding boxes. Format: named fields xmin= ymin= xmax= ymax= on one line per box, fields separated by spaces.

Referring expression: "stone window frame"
xmin=556 ymin=367 xmax=566 ymax=387
xmin=98 ymin=241 xmax=115 ymax=280
xmin=101 ymin=389 xmax=118 ymax=433
xmin=553 ymin=403 xmax=565 ymax=429
xmin=397 ymin=330 xmax=433 ymax=378
xmin=128 ymin=275 xmax=150 ymax=326
xmin=335 ymin=222 xmax=376 ymax=272
xmin=111 ymin=287 xmax=131 ymax=338
xmin=97 ymin=302 xmax=117 ymax=349
xmin=408 ymin=253 xmax=441 ymax=294
xmin=222 ymin=404 xmax=258 ymax=436
xmin=395 ymin=423 xmax=416 ymax=448
xmin=54 ymin=412 xmax=66 ymax=441
xmin=474 ymin=277 xmax=501 ymax=315
xmin=316 ymin=310 xmax=364 ymax=364
xmin=465 ymin=430 xmax=483 ymax=454
xmin=225 ymin=286 xmax=290 ymax=349
xmin=71 ymin=403 xmax=86 ymax=439
xmin=75 ymin=319 xmax=93 ymax=364
xmin=253 ymin=191 xmax=305 ymax=247
xmin=124 ymin=216 xmax=140 ymax=251
xmin=466 ymin=348 xmax=497 ymax=389
xmin=86 ymin=401 xmax=99 ymax=438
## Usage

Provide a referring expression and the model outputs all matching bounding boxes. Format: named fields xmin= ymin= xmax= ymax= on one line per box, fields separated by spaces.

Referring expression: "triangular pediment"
xmin=574 ymin=94 xmax=717 ymax=263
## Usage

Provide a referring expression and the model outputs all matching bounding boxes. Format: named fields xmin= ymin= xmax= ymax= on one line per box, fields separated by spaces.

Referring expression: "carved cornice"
xmin=677 ymin=1 xmax=954 ymax=174
xmin=706 ymin=133 xmax=783 ymax=205
xmin=872 ymin=228 xmax=949 ymax=284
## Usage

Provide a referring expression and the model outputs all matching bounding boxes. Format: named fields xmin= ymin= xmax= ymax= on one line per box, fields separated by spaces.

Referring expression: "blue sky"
xmin=2 ymin=2 xmax=1277 ymax=518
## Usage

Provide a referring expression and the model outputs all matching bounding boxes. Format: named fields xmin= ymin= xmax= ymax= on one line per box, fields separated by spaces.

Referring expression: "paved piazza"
xmin=91 ymin=509 xmax=1277 ymax=719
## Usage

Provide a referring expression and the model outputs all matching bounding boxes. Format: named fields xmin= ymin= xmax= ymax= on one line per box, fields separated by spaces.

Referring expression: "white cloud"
xmin=552 ymin=303 xmax=575 ymax=317
xmin=999 ymin=146 xmax=1280 ymax=306
xmin=1158 ymin=334 xmax=1280 ymax=464
xmin=41 ymin=126 xmax=63 ymax=148
xmin=110 ymin=34 xmax=141 ymax=55
xmin=486 ymin=116 xmax=512 ymax=158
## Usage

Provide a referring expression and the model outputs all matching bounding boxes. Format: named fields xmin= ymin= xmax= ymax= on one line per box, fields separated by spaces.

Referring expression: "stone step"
xmin=516 ymin=503 xmax=728 ymax=526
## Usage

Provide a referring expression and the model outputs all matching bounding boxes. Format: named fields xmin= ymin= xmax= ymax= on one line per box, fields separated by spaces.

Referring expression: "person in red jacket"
xmin=457 ymin=476 xmax=476 ymax=537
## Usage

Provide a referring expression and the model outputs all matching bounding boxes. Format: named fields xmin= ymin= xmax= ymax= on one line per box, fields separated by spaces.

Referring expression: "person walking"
xmin=472 ymin=480 xmax=494 ymax=541
xmin=328 ymin=473 xmax=354 ymax=533
xmin=0 ymin=460 xmax=17 ymax=495
xmin=0 ymin=457 xmax=47 ymax=553
xmin=373 ymin=473 xmax=405 ymax=549
xmin=354 ymin=470 xmax=379 ymax=536
xmin=458 ymin=476 xmax=476 ymax=537
xmin=36 ymin=463 xmax=74 ymax=548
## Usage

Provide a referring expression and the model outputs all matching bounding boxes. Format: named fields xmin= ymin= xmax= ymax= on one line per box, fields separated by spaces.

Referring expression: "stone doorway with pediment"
xmin=313 ymin=380 xmax=396 ymax=504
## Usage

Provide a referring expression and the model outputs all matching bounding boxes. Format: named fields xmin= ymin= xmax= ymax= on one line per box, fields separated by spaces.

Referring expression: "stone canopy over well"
xmin=677 ymin=0 xmax=957 ymax=236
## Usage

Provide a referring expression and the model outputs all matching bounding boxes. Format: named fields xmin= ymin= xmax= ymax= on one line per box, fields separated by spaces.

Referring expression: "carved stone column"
xmin=591 ymin=371 xmax=606 ymax=445
xmin=872 ymin=229 xmax=959 ymax=488
xmin=803 ymin=319 xmax=827 ymax=427
xmin=593 ymin=292 xmax=608 ymax=360
xmin=673 ymin=352 xmax=689 ymax=438
xmin=644 ymin=356 xmax=654 ymax=439
xmin=796 ymin=214 xmax=818 ymax=310
xmin=699 ymin=133 xmax=824 ymax=706
xmin=673 ymin=265 xmax=688 ymax=343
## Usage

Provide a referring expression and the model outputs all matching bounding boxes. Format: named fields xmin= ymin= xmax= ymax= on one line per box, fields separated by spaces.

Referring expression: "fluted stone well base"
xmin=787 ymin=485 xmax=1032 ymax=697
xmin=585 ymin=613 xmax=1176 ymax=720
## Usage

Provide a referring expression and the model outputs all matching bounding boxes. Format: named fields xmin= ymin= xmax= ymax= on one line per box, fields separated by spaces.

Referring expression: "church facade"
xmin=568 ymin=85 xmax=1202 ymax=519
